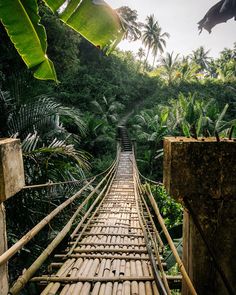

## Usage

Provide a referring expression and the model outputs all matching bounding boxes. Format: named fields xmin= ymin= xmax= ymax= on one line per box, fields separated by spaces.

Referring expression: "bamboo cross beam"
xmin=54 ymin=254 xmax=151 ymax=260
xmin=30 ymin=275 xmax=155 ymax=283
xmin=72 ymin=242 xmax=146 ymax=246
xmin=73 ymin=248 xmax=148 ymax=254
xmin=85 ymin=225 xmax=142 ymax=229
xmin=79 ymin=232 xmax=144 ymax=238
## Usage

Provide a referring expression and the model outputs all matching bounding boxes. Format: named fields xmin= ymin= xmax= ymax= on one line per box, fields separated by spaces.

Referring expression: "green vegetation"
xmin=0 ymin=0 xmax=124 ymax=80
xmin=0 ymin=2 xmax=235 ymax=288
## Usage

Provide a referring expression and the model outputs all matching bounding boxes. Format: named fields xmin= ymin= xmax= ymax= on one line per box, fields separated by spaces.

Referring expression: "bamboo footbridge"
xmin=2 ymin=128 xmax=198 ymax=295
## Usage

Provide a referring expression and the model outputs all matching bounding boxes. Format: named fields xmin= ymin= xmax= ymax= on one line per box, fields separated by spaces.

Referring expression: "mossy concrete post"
xmin=0 ymin=138 xmax=25 ymax=294
xmin=163 ymin=137 xmax=236 ymax=295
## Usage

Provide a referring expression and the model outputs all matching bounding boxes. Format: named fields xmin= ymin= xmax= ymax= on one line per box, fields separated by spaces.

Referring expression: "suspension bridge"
xmin=1 ymin=127 xmax=235 ymax=295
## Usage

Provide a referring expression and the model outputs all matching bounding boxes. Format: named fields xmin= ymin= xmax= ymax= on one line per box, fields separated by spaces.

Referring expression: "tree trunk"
xmin=144 ymin=47 xmax=150 ymax=69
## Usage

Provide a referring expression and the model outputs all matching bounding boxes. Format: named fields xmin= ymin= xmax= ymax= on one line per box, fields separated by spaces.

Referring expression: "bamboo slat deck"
xmin=37 ymin=151 xmax=163 ymax=295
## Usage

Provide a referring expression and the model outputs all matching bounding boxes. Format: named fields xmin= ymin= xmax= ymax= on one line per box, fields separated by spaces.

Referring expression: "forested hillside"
xmin=0 ymin=3 xmax=235 ymax=289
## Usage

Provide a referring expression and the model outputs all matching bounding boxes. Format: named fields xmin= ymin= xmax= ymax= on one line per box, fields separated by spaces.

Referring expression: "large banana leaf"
xmin=0 ymin=0 xmax=57 ymax=81
xmin=0 ymin=0 xmax=124 ymax=82
xmin=45 ymin=0 xmax=125 ymax=53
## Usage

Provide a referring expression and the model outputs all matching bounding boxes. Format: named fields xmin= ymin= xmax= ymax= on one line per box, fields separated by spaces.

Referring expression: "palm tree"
xmin=142 ymin=15 xmax=156 ymax=67
xmin=137 ymin=47 xmax=146 ymax=62
xmin=142 ymin=15 xmax=169 ymax=68
xmin=151 ymin=24 xmax=170 ymax=67
xmin=175 ymin=57 xmax=199 ymax=82
xmin=191 ymin=46 xmax=211 ymax=72
xmin=159 ymin=52 xmax=179 ymax=85
xmin=91 ymin=96 xmax=125 ymax=125
xmin=134 ymin=107 xmax=169 ymax=175
xmin=0 ymin=91 xmax=89 ymax=181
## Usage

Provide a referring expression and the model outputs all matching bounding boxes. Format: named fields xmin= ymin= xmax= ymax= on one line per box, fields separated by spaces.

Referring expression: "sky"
xmin=106 ymin=0 xmax=236 ymax=59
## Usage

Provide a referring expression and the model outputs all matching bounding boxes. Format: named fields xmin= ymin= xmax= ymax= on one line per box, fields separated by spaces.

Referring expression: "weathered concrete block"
xmin=163 ymin=137 xmax=236 ymax=295
xmin=163 ymin=137 xmax=236 ymax=202
xmin=0 ymin=138 xmax=25 ymax=202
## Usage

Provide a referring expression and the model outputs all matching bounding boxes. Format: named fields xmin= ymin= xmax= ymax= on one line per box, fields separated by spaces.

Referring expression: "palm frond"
xmin=23 ymin=134 xmax=90 ymax=171
xmin=8 ymin=96 xmax=60 ymax=138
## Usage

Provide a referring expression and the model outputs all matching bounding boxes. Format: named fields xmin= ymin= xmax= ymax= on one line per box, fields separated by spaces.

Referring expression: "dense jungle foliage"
xmin=0 ymin=3 xmax=235 ymax=288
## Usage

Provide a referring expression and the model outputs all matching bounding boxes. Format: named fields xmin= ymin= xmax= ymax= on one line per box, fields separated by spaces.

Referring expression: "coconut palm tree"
xmin=159 ymin=52 xmax=179 ymax=85
xmin=191 ymin=46 xmax=211 ymax=72
xmin=142 ymin=15 xmax=169 ymax=68
xmin=137 ymin=47 xmax=146 ymax=61
xmin=175 ymin=57 xmax=199 ymax=82
xmin=142 ymin=15 xmax=157 ymax=67
xmin=151 ymin=24 xmax=170 ymax=67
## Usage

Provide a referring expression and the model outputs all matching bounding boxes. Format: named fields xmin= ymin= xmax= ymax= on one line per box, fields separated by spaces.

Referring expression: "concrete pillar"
xmin=163 ymin=137 xmax=236 ymax=295
xmin=0 ymin=138 xmax=25 ymax=294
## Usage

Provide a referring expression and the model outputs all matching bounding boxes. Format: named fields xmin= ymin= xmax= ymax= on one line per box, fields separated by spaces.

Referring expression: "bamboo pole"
xmin=0 ymin=178 xmax=94 ymax=266
xmin=55 ymin=254 xmax=150 ymax=260
xmin=74 ymin=241 xmax=146 ymax=246
xmin=145 ymin=184 xmax=198 ymax=295
xmin=73 ymin=248 xmax=148 ymax=254
xmin=30 ymin=276 xmax=155 ymax=283
xmin=79 ymin=234 xmax=143 ymax=238
xmin=0 ymin=203 xmax=8 ymax=295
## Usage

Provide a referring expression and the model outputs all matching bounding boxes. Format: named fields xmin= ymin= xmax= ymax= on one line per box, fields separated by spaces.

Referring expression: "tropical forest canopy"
xmin=0 ymin=0 xmax=235 ymax=288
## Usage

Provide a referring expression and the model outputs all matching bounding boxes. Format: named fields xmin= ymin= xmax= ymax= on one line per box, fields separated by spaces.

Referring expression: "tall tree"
xmin=137 ymin=47 xmax=146 ymax=61
xmin=142 ymin=15 xmax=157 ymax=67
xmin=191 ymin=46 xmax=211 ymax=71
xmin=142 ymin=15 xmax=169 ymax=68
xmin=151 ymin=23 xmax=170 ymax=67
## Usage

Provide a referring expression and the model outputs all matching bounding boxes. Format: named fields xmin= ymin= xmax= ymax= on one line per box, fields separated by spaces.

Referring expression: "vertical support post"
xmin=163 ymin=137 xmax=236 ymax=295
xmin=0 ymin=202 xmax=8 ymax=295
xmin=0 ymin=138 xmax=25 ymax=294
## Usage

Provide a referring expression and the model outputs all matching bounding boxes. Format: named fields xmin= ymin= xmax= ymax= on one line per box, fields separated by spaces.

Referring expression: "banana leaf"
xmin=0 ymin=0 xmax=124 ymax=81
xmin=0 ymin=0 xmax=57 ymax=81
xmin=45 ymin=0 xmax=125 ymax=54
